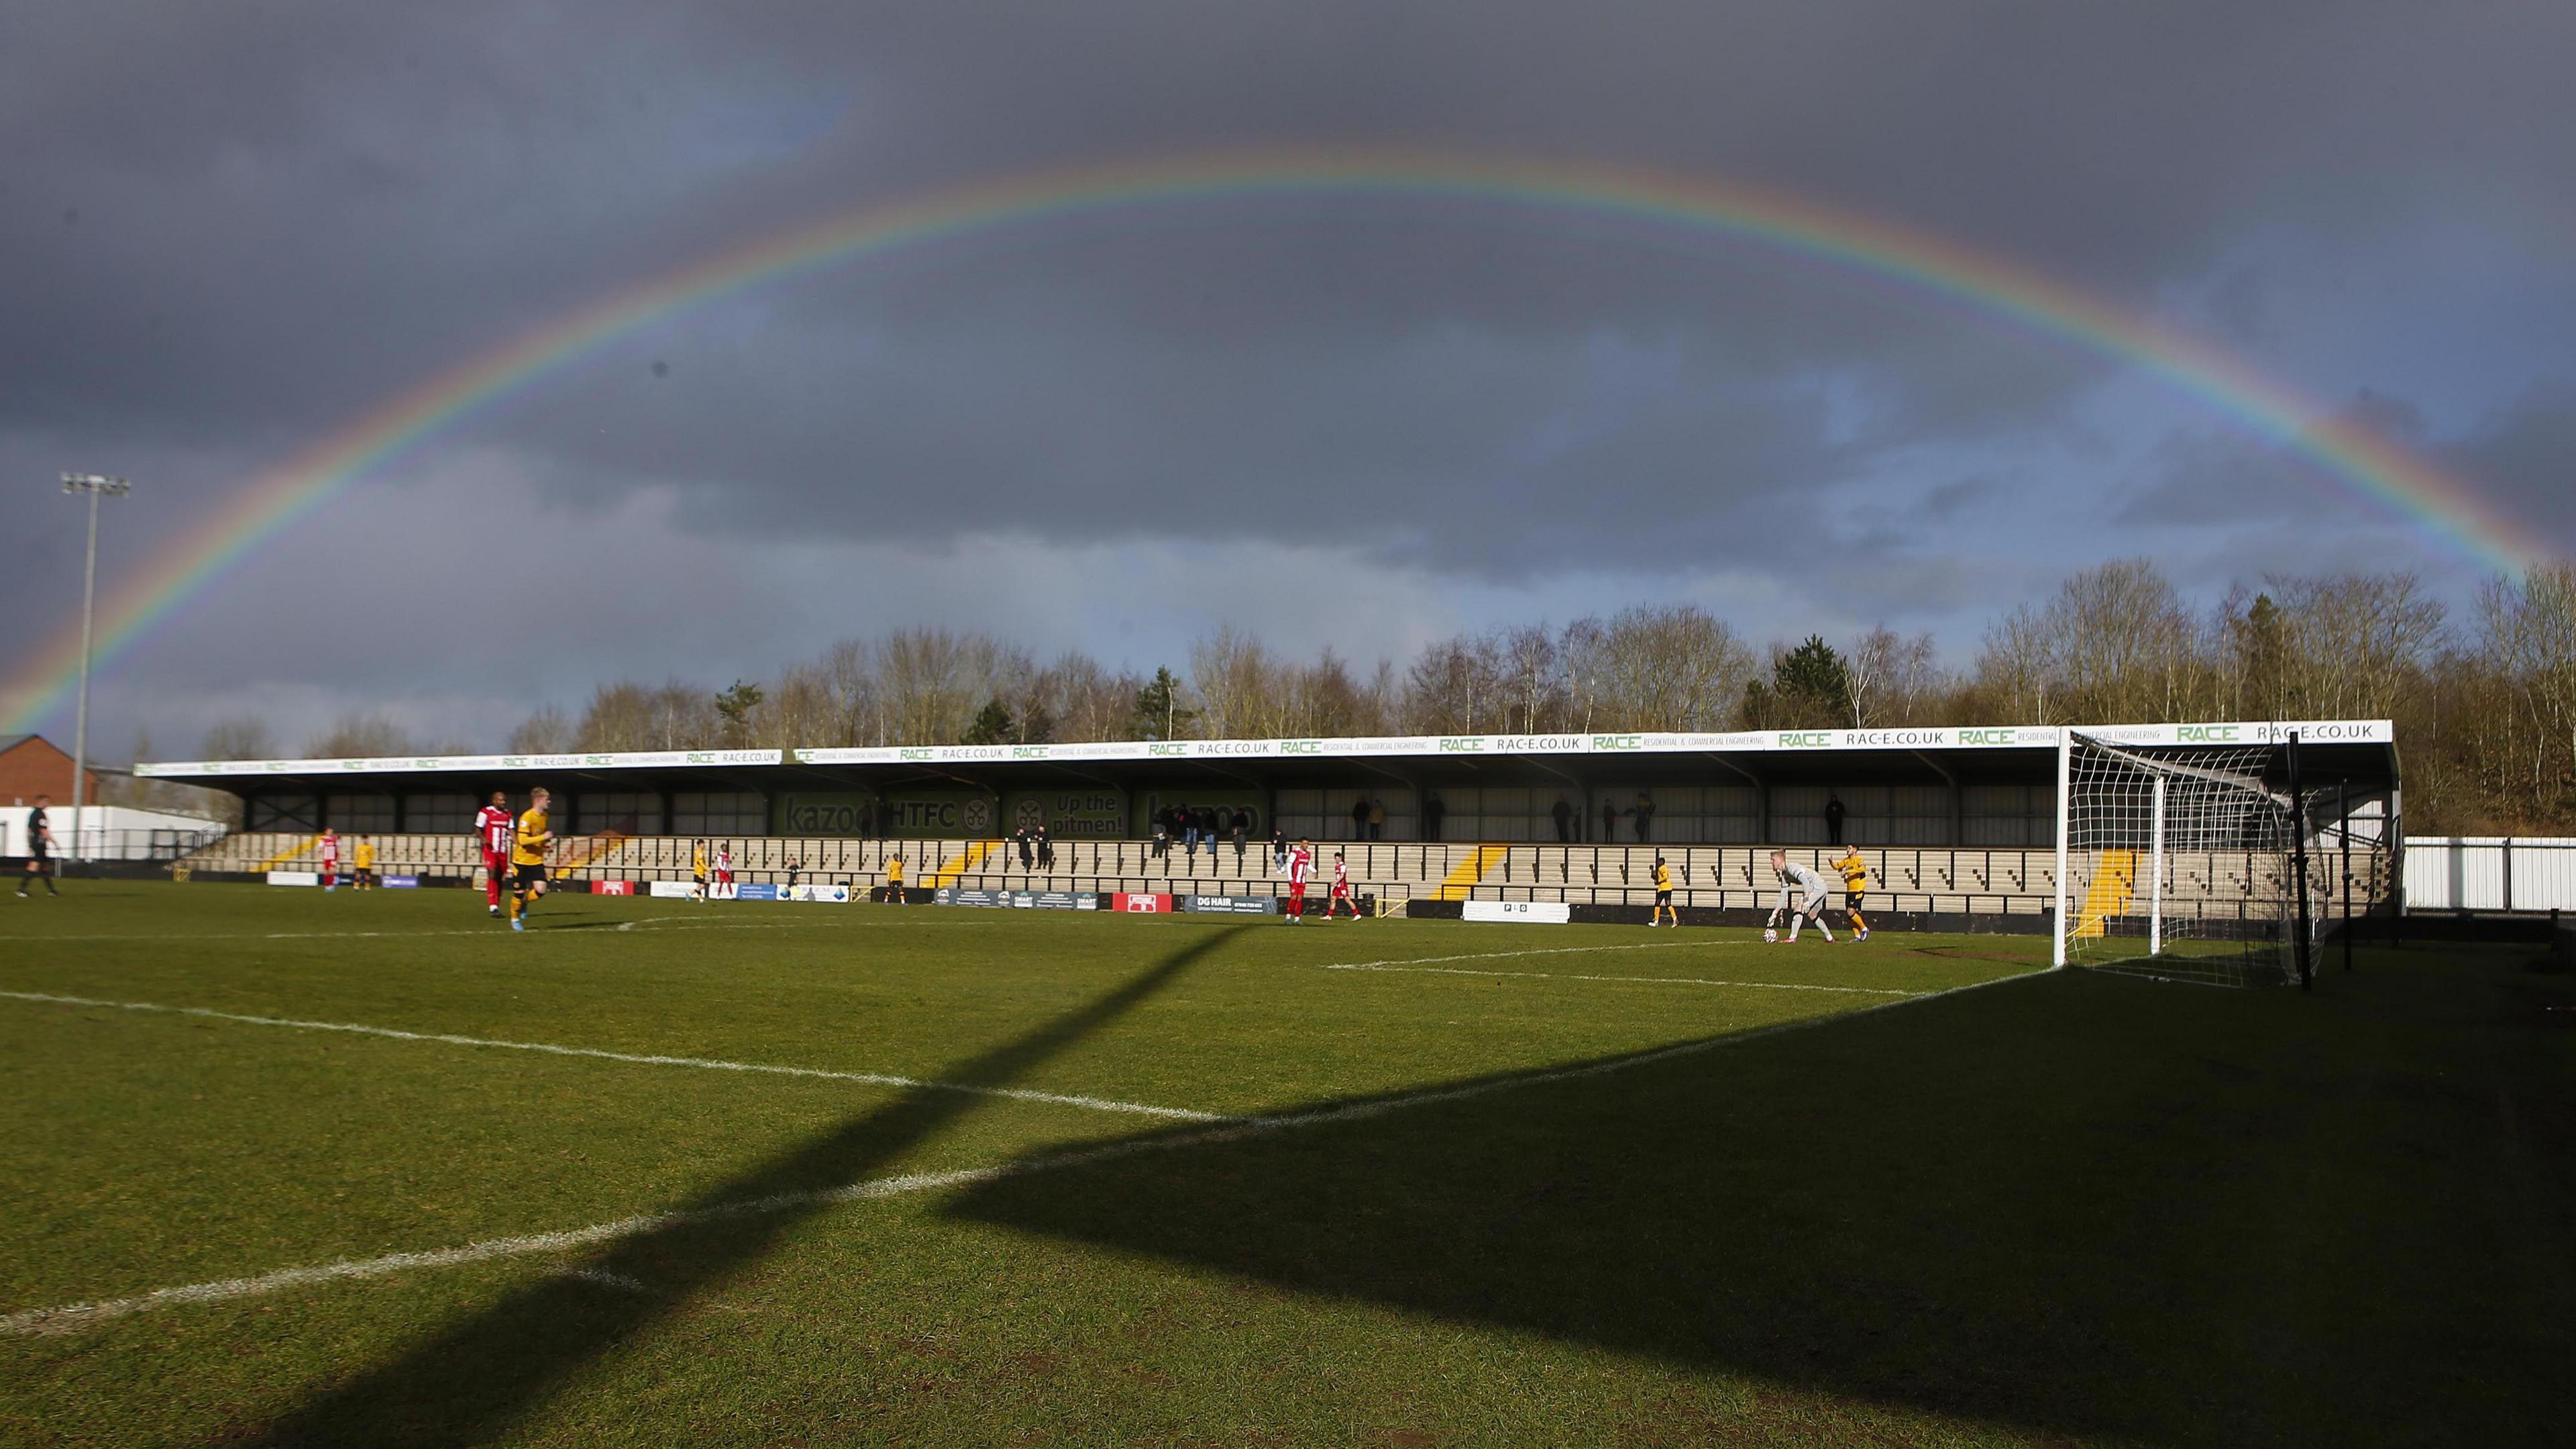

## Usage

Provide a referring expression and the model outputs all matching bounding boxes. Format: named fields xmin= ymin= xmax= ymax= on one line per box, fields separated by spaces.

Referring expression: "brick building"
xmin=0 ymin=735 xmax=102 ymax=806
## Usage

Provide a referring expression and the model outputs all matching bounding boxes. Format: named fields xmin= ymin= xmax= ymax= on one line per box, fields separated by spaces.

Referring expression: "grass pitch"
xmin=0 ymin=884 xmax=2568 ymax=1447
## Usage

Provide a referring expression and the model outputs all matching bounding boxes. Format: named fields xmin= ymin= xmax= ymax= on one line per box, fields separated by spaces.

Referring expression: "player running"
xmin=1650 ymin=855 xmax=1678 ymax=927
xmin=507 ymin=787 xmax=554 ymax=932
xmin=317 ymin=827 xmax=341 ymax=892
xmin=1283 ymin=839 xmax=1312 ymax=922
xmin=1765 ymin=849 xmax=1837 ymax=944
xmin=1831 ymin=845 xmax=1872 ymax=941
xmin=16 ymin=794 xmax=56 ymax=898
xmin=474 ymin=792 xmax=515 ymax=916
xmin=1324 ymin=850 xmax=1361 ymax=920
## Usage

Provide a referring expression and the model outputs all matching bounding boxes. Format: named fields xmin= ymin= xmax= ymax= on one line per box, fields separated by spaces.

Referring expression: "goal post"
xmin=2053 ymin=728 xmax=2314 ymax=987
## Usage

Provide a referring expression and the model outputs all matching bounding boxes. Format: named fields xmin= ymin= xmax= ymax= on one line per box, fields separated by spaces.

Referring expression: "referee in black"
xmin=18 ymin=794 xmax=58 ymax=898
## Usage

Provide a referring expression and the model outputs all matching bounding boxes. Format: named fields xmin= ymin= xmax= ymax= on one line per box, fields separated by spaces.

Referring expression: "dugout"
xmin=136 ymin=720 xmax=2398 ymax=849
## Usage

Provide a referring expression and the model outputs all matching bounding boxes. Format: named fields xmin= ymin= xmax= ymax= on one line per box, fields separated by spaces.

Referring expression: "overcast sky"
xmin=7 ymin=1 xmax=2573 ymax=757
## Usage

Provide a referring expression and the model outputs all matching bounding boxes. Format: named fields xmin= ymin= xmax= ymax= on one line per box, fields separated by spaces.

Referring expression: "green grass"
xmin=0 ymin=882 xmax=2567 ymax=1447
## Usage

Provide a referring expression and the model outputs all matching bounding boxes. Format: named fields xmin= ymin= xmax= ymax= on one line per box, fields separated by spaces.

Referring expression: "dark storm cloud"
xmin=5 ymin=1 xmax=2575 ymax=742
xmin=2119 ymin=384 xmax=2572 ymax=541
xmin=2445 ymin=380 xmax=2576 ymax=535
xmin=11 ymin=0 xmax=2572 ymax=444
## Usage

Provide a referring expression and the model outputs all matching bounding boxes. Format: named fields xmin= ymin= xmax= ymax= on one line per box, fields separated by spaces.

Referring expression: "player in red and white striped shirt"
xmin=317 ymin=828 xmax=341 ymax=892
xmin=1284 ymin=839 xmax=1312 ymax=922
xmin=1324 ymin=850 xmax=1362 ymax=921
xmin=473 ymin=793 xmax=514 ymax=916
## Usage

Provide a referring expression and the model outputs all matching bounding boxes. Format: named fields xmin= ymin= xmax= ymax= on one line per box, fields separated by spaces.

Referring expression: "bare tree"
xmin=1844 ymin=626 xmax=1941 ymax=727
xmin=576 ymin=680 xmax=718 ymax=751
xmin=303 ymin=712 xmax=413 ymax=759
xmin=1038 ymin=652 xmax=1139 ymax=742
xmin=1593 ymin=605 xmax=1754 ymax=730
xmin=1559 ymin=617 xmax=1612 ymax=732
xmin=874 ymin=628 xmax=1016 ymax=745
xmin=2270 ymin=571 xmax=2447 ymax=719
xmin=2474 ymin=562 xmax=2576 ymax=824
xmin=761 ymin=665 xmax=844 ymax=749
xmin=201 ymin=716 xmax=278 ymax=761
xmin=1189 ymin=625 xmax=1277 ymax=739
xmin=1496 ymin=624 xmax=1564 ymax=733
xmin=507 ymin=705 xmax=573 ymax=753
xmin=1403 ymin=634 xmax=1503 ymax=733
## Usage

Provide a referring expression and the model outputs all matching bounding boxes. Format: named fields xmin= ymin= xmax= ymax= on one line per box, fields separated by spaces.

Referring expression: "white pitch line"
xmin=0 ymin=920 xmax=840 ymax=945
xmin=0 ymin=990 xmax=1226 ymax=1124
xmin=1326 ymin=938 xmax=1766 ymax=971
xmin=1322 ymin=961 xmax=1920 ymax=996
xmin=1316 ymin=937 xmax=1924 ymax=995
xmin=0 ymin=965 xmax=2050 ymax=1337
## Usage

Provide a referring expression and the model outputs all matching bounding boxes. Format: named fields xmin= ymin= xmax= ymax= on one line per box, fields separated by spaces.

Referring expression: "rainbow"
xmin=1 ymin=149 xmax=2549 ymax=733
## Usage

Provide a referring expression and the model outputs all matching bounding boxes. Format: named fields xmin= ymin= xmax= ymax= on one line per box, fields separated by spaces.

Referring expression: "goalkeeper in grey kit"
xmin=1766 ymin=849 xmax=1839 ymax=944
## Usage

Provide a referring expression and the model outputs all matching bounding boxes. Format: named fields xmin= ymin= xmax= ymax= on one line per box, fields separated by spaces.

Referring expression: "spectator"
xmin=1151 ymin=814 xmax=1170 ymax=859
xmin=1035 ymin=823 xmax=1054 ymax=869
xmin=1602 ymin=798 xmax=1619 ymax=843
xmin=1350 ymin=796 xmax=1370 ymax=840
xmin=1177 ymin=802 xmax=1197 ymax=855
xmin=1550 ymin=796 xmax=1574 ymax=843
xmin=1368 ymin=797 xmax=1386 ymax=841
xmin=1421 ymin=793 xmax=1446 ymax=843
xmin=1270 ymin=824 xmax=1288 ymax=871
xmin=1632 ymin=791 xmax=1655 ymax=843
xmin=1230 ymin=809 xmax=1248 ymax=859
xmin=1015 ymin=824 xmax=1034 ymax=869
xmin=1825 ymin=792 xmax=1847 ymax=846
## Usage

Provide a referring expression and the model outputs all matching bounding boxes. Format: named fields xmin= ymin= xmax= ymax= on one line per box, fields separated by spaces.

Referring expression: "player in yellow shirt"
xmin=1650 ymin=855 xmax=1678 ymax=928
xmin=352 ymin=839 xmax=378 ymax=890
xmin=508 ymin=787 xmax=554 ymax=932
xmin=885 ymin=854 xmax=906 ymax=906
xmin=690 ymin=839 xmax=710 ymax=904
xmin=1832 ymin=845 xmax=1872 ymax=942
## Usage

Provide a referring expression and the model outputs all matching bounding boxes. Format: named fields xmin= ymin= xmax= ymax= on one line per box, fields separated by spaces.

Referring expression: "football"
xmin=1763 ymin=928 xmax=1778 ymax=943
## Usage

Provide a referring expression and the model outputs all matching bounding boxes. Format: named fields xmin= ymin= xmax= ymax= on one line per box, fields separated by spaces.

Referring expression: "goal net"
xmin=2053 ymin=731 xmax=2314 ymax=987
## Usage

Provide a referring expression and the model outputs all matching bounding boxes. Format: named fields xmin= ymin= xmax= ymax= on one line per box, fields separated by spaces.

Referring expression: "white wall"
xmin=1 ymin=806 xmax=227 ymax=860
xmin=2403 ymin=837 xmax=2576 ymax=912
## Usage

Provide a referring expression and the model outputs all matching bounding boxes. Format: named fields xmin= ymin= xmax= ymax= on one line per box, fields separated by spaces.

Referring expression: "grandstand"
xmin=145 ymin=720 xmax=2400 ymax=932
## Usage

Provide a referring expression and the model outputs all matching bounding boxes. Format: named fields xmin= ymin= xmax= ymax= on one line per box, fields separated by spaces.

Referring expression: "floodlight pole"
xmin=61 ymin=473 xmax=131 ymax=863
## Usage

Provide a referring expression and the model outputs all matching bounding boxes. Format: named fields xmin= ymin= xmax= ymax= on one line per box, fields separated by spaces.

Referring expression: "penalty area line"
xmin=0 ymin=963 xmax=2050 ymax=1338
xmin=0 ymin=989 xmax=1228 ymax=1124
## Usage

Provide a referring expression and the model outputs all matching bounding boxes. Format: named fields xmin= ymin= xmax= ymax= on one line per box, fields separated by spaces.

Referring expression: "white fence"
xmin=1 ymin=806 xmax=227 ymax=863
xmin=2403 ymin=837 xmax=2576 ymax=913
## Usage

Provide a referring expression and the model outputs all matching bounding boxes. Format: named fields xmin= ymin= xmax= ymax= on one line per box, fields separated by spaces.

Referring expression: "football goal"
xmin=2053 ymin=729 xmax=2318 ymax=987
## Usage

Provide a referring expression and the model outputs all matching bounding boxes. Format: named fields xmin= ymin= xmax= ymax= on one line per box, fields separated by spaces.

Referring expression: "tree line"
xmin=218 ymin=559 xmax=2576 ymax=833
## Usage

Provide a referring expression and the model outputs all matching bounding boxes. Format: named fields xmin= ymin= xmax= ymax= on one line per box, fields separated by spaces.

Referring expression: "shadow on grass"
xmin=231 ymin=924 xmax=1250 ymax=1447
xmin=945 ymin=963 xmax=2574 ymax=1447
